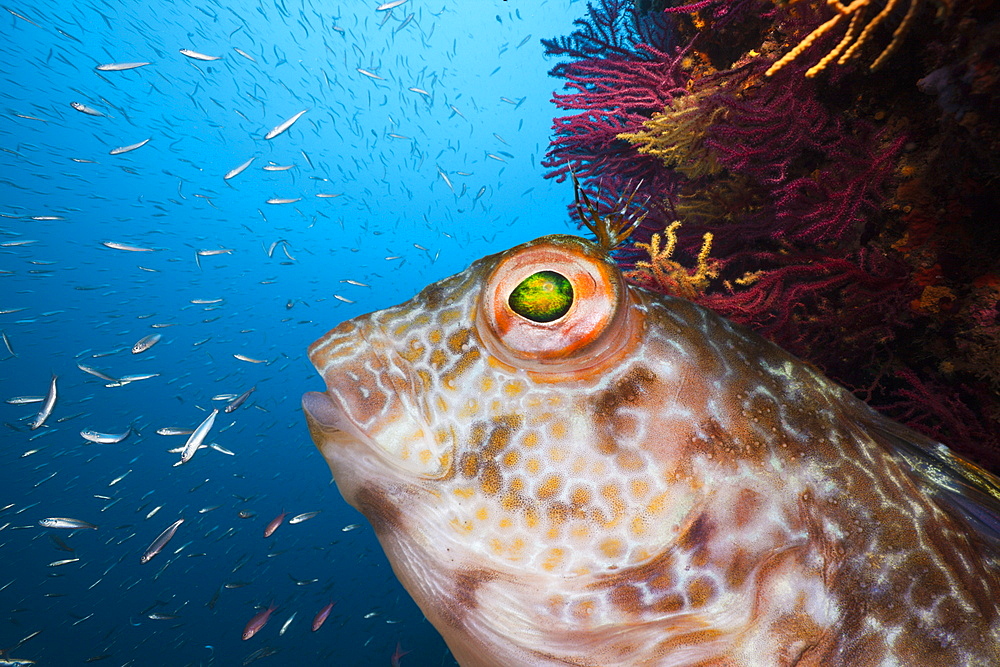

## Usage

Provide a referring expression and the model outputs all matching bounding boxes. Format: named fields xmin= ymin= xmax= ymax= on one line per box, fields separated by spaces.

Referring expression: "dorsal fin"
xmin=863 ymin=414 xmax=1000 ymax=558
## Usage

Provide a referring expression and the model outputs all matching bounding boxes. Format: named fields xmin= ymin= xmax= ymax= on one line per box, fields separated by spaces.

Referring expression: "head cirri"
xmin=303 ymin=234 xmax=1000 ymax=666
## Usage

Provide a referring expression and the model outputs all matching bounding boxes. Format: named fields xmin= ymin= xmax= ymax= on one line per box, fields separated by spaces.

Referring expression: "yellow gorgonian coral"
xmin=617 ymin=92 xmax=726 ymax=180
xmin=766 ymin=0 xmax=938 ymax=78
xmin=625 ymin=221 xmax=719 ymax=299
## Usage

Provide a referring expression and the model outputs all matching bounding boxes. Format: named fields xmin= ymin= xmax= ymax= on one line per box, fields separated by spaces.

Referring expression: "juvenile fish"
xmin=29 ymin=375 xmax=56 ymax=430
xmin=179 ymin=409 xmax=218 ymax=464
xmin=39 ymin=517 xmax=98 ymax=530
xmin=289 ymin=511 xmax=320 ymax=524
xmin=132 ymin=333 xmax=161 ymax=354
xmin=140 ymin=518 xmax=184 ymax=563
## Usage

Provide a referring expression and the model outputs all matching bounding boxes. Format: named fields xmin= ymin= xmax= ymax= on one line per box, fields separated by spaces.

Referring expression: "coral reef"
xmin=543 ymin=0 xmax=1000 ymax=471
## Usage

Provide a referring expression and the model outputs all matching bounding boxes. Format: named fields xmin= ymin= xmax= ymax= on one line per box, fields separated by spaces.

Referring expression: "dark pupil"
xmin=508 ymin=271 xmax=573 ymax=323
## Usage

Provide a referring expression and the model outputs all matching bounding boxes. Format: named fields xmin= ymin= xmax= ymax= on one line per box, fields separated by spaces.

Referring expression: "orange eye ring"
xmin=476 ymin=235 xmax=637 ymax=373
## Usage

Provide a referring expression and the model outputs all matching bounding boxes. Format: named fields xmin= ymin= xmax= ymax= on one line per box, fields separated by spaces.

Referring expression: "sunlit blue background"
xmin=0 ymin=1 xmax=586 ymax=664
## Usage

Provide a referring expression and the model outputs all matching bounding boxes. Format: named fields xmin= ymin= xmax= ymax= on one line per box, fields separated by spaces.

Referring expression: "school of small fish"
xmin=1 ymin=0 xmax=561 ymax=664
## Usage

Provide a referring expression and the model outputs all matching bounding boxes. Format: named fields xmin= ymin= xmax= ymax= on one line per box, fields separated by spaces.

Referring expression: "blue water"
xmin=0 ymin=2 xmax=586 ymax=664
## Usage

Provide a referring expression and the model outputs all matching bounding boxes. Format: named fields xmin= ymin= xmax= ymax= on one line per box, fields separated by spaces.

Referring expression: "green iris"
xmin=508 ymin=271 xmax=574 ymax=323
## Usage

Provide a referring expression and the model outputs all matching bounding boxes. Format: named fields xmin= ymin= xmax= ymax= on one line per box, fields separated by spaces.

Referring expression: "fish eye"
xmin=507 ymin=270 xmax=573 ymax=323
xmin=476 ymin=236 xmax=638 ymax=372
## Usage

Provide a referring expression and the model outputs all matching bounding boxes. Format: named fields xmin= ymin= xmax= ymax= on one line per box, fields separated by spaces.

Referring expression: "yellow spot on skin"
xmin=549 ymin=447 xmax=566 ymax=463
xmin=523 ymin=432 xmax=539 ymax=449
xmin=526 ymin=507 xmax=539 ymax=529
xmin=572 ymin=600 xmax=595 ymax=620
xmin=429 ymin=348 xmax=447 ymax=370
xmin=537 ymin=475 xmax=562 ymax=500
xmin=570 ymin=524 xmax=590 ymax=540
xmin=479 ymin=377 xmax=493 ymax=393
xmin=419 ymin=449 xmax=432 ymax=464
xmin=502 ymin=449 xmax=520 ymax=468
xmin=454 ymin=487 xmax=475 ymax=499
xmin=428 ymin=329 xmax=442 ymax=344
xmin=542 ymin=548 xmax=565 ymax=571
xmin=459 ymin=399 xmax=479 ymax=418
xmin=631 ymin=479 xmax=650 ymax=500
xmin=526 ymin=457 xmax=541 ymax=475
xmin=503 ymin=381 xmax=525 ymax=396
xmin=648 ymin=491 xmax=668 ymax=514
xmin=549 ymin=420 xmax=567 ymax=439
xmin=450 ymin=518 xmax=474 ymax=534
xmin=510 ymin=537 xmax=525 ymax=556
xmin=631 ymin=515 xmax=648 ymax=537
xmin=499 ymin=517 xmax=513 ymax=529
xmin=600 ymin=538 xmax=624 ymax=558
xmin=571 ymin=486 xmax=591 ymax=506
xmin=476 ymin=507 xmax=488 ymax=522
xmin=436 ymin=396 xmax=449 ymax=413
xmin=490 ymin=538 xmax=502 ymax=554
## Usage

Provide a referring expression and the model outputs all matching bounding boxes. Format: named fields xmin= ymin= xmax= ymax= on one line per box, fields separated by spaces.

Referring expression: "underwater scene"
xmin=4 ymin=0 xmax=999 ymax=665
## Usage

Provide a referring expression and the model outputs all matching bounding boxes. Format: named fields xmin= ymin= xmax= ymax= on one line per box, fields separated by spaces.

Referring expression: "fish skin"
xmin=303 ymin=234 xmax=1000 ymax=666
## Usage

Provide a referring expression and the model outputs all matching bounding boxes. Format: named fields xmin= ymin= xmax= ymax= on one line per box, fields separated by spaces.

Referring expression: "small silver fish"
xmin=179 ymin=409 xmax=218 ymax=464
xmin=102 ymin=241 xmax=155 ymax=252
xmin=95 ymin=62 xmax=150 ymax=71
xmin=70 ymin=101 xmax=105 ymax=117
xmin=289 ymin=511 xmax=320 ymax=524
xmin=157 ymin=427 xmax=193 ymax=436
xmin=179 ymin=48 xmax=220 ymax=61
xmin=39 ymin=517 xmax=97 ymax=530
xmin=29 ymin=375 xmax=56 ymax=430
xmin=132 ymin=333 xmax=161 ymax=354
xmin=141 ymin=518 xmax=184 ymax=563
xmin=109 ymin=138 xmax=150 ymax=155
xmin=224 ymin=386 xmax=256 ymax=413
xmin=264 ymin=109 xmax=308 ymax=140
xmin=80 ymin=428 xmax=131 ymax=444
xmin=224 ymin=157 xmax=255 ymax=181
